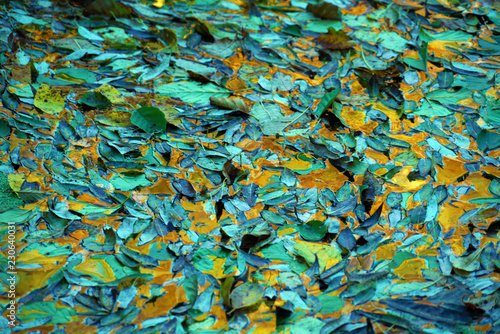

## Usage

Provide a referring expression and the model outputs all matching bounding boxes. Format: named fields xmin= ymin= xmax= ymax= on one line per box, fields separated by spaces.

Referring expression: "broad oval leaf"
xmin=131 ymin=106 xmax=167 ymax=133
xmin=230 ymin=281 xmax=265 ymax=309
xmin=34 ymin=84 xmax=64 ymax=114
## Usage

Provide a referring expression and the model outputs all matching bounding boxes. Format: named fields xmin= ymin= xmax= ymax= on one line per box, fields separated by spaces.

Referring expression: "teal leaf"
xmin=477 ymin=129 xmax=500 ymax=152
xmin=298 ymin=220 xmax=328 ymax=241
xmin=156 ymin=81 xmax=230 ymax=104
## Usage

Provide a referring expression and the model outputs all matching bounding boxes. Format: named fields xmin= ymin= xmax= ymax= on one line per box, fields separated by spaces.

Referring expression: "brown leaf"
xmin=226 ymin=76 xmax=248 ymax=91
xmin=307 ymin=2 xmax=341 ymax=20
xmin=314 ymin=28 xmax=355 ymax=50
xmin=193 ymin=18 xmax=215 ymax=43
xmin=209 ymin=97 xmax=249 ymax=114
xmin=222 ymin=160 xmax=241 ymax=185
xmin=187 ymin=70 xmax=212 ymax=83
xmin=84 ymin=0 xmax=130 ymax=17
xmin=356 ymin=65 xmax=401 ymax=79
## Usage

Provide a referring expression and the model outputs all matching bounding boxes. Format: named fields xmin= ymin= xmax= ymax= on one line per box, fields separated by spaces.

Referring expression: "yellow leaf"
xmin=153 ymin=0 xmax=165 ymax=7
xmin=375 ymin=243 xmax=397 ymax=261
xmin=34 ymin=84 xmax=64 ymax=114
xmin=162 ymin=104 xmax=183 ymax=127
xmin=8 ymin=173 xmax=25 ymax=192
xmin=95 ymin=83 xmax=125 ymax=104
xmin=340 ymin=107 xmax=367 ymax=131
xmin=73 ymin=258 xmax=116 ymax=283
xmin=372 ymin=102 xmax=402 ymax=130
xmin=95 ymin=110 xmax=132 ymax=127
xmin=293 ymin=240 xmax=342 ymax=271
xmin=393 ymin=258 xmax=427 ymax=281
xmin=390 ymin=166 xmax=428 ymax=192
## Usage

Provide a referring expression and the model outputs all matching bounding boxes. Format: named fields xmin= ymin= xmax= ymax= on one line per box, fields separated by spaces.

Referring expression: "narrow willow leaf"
xmin=314 ymin=88 xmax=341 ymax=118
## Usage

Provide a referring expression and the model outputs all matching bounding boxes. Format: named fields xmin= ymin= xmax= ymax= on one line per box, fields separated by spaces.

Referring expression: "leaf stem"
xmin=360 ymin=43 xmax=373 ymax=70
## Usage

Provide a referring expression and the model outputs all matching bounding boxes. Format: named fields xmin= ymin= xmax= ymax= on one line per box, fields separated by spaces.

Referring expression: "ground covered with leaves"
xmin=1 ymin=0 xmax=500 ymax=332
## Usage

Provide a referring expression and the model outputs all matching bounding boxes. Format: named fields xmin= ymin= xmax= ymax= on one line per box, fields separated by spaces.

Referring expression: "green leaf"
xmin=77 ymin=25 xmax=104 ymax=41
xmin=394 ymin=149 xmax=419 ymax=166
xmin=156 ymin=28 xmax=179 ymax=53
xmin=131 ymin=106 xmax=167 ymax=133
xmin=354 ymin=30 xmax=408 ymax=53
xmin=156 ymin=81 xmax=230 ymax=104
xmin=307 ymin=2 xmax=341 ymax=20
xmin=304 ymin=20 xmax=343 ymax=33
xmin=250 ymin=103 xmax=288 ymax=136
xmin=298 ymin=220 xmax=327 ymax=241
xmin=318 ymin=294 xmax=344 ymax=314
xmin=0 ymin=174 xmax=25 ymax=213
xmin=290 ymin=316 xmax=324 ymax=334
xmin=109 ymin=173 xmax=151 ymax=191
xmin=477 ymin=129 xmax=500 ymax=152
xmin=221 ymin=276 xmax=234 ymax=308
xmin=79 ymin=91 xmax=112 ymax=109
xmin=184 ymin=274 xmax=198 ymax=304
xmin=489 ymin=179 xmax=500 ymax=197
xmin=426 ymin=89 xmax=472 ymax=104
xmin=420 ymin=29 xmax=472 ymax=42
xmin=55 ymin=67 xmax=97 ymax=83
xmin=469 ymin=197 xmax=500 ymax=204
xmin=314 ymin=88 xmax=341 ymax=118
xmin=413 ymin=100 xmax=452 ymax=117
xmin=84 ymin=0 xmax=130 ymax=17
xmin=451 ymin=244 xmax=489 ymax=272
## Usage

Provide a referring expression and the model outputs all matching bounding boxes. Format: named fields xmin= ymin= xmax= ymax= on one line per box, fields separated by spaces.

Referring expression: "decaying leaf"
xmin=230 ymin=281 xmax=265 ymax=309
xmin=210 ymin=96 xmax=249 ymax=113
xmin=34 ymin=84 xmax=64 ymax=114
xmin=307 ymin=2 xmax=341 ymax=20
xmin=84 ymin=0 xmax=130 ymax=17
xmin=314 ymin=28 xmax=356 ymax=50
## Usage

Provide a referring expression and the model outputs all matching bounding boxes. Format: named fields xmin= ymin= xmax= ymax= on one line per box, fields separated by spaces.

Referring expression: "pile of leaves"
xmin=1 ymin=0 xmax=500 ymax=332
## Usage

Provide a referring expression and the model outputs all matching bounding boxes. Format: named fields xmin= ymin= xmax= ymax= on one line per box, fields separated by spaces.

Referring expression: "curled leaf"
xmin=210 ymin=96 xmax=249 ymax=114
